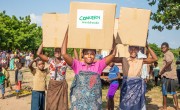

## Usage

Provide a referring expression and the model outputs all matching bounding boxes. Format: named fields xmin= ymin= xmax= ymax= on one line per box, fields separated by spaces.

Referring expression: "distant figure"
xmin=9 ymin=52 xmax=15 ymax=70
xmin=0 ymin=65 xmax=5 ymax=99
xmin=153 ymin=61 xmax=160 ymax=86
xmin=2 ymin=64 xmax=13 ymax=90
xmin=25 ymin=52 xmax=31 ymax=68
xmin=176 ymin=51 xmax=180 ymax=88
xmin=95 ymin=50 xmax=103 ymax=60
xmin=15 ymin=63 xmax=23 ymax=99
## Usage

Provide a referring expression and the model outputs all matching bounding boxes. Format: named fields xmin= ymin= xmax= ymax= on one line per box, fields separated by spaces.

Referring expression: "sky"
xmin=0 ymin=0 xmax=179 ymax=49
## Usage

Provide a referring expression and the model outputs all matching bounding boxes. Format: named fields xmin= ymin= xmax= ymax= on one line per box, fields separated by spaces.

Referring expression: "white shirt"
xmin=138 ymin=51 xmax=149 ymax=79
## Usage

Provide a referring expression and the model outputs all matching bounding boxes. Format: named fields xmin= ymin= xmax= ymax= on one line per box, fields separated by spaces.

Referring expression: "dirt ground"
xmin=0 ymin=67 xmax=179 ymax=110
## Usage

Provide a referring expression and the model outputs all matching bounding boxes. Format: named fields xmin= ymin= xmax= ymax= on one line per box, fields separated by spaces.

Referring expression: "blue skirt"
xmin=120 ymin=77 xmax=146 ymax=110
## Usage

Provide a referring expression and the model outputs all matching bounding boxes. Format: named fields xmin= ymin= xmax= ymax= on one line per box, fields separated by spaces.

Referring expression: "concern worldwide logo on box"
xmin=77 ymin=9 xmax=104 ymax=29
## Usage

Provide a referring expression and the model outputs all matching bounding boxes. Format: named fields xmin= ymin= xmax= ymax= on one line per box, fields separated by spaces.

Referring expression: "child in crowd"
xmin=2 ymin=64 xmax=13 ymax=90
xmin=29 ymin=58 xmax=48 ymax=110
xmin=61 ymin=28 xmax=117 ymax=110
xmin=153 ymin=61 xmax=160 ymax=86
xmin=15 ymin=63 xmax=23 ymax=99
xmin=106 ymin=62 xmax=121 ymax=110
xmin=0 ymin=65 xmax=6 ymax=99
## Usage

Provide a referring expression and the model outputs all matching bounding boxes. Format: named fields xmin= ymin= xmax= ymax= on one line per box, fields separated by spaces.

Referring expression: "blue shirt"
xmin=153 ymin=67 xmax=160 ymax=77
xmin=108 ymin=65 xmax=119 ymax=84
xmin=95 ymin=54 xmax=103 ymax=60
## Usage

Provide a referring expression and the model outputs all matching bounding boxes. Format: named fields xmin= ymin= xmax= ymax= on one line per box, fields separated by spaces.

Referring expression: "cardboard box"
xmin=68 ymin=2 xmax=116 ymax=49
xmin=42 ymin=13 xmax=69 ymax=47
xmin=116 ymin=44 xmax=130 ymax=58
xmin=114 ymin=18 xmax=123 ymax=44
xmin=118 ymin=7 xmax=151 ymax=47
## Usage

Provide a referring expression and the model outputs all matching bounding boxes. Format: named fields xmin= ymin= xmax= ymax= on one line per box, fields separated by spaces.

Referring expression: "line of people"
xmin=0 ymin=31 xmax=180 ymax=110
xmin=28 ymin=28 xmax=179 ymax=110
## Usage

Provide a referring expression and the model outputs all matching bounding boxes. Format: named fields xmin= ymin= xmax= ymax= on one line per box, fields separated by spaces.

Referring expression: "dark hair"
xmin=54 ymin=48 xmax=61 ymax=52
xmin=161 ymin=42 xmax=169 ymax=48
xmin=36 ymin=58 xmax=44 ymax=63
xmin=154 ymin=61 xmax=158 ymax=65
xmin=16 ymin=62 xmax=22 ymax=68
xmin=82 ymin=49 xmax=96 ymax=54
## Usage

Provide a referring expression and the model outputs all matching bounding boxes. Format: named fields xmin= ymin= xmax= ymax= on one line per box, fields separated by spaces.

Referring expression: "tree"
xmin=0 ymin=11 xmax=42 ymax=51
xmin=149 ymin=43 xmax=162 ymax=57
xmin=147 ymin=0 xmax=180 ymax=31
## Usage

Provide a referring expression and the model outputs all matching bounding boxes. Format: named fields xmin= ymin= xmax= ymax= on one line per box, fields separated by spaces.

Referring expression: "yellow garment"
xmin=2 ymin=68 xmax=9 ymax=79
xmin=31 ymin=68 xmax=49 ymax=91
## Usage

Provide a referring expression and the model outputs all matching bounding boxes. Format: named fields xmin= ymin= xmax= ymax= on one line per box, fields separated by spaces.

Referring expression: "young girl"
xmin=113 ymin=45 xmax=157 ymax=110
xmin=61 ymin=28 xmax=116 ymax=110
xmin=106 ymin=62 xmax=121 ymax=110
xmin=37 ymin=43 xmax=78 ymax=110
xmin=15 ymin=63 xmax=23 ymax=99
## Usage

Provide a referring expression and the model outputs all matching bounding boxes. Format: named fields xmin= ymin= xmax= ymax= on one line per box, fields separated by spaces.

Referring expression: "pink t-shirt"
xmin=71 ymin=59 xmax=107 ymax=74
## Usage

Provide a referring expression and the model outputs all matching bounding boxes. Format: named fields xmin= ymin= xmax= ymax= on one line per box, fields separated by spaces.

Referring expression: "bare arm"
xmin=36 ymin=43 xmax=49 ymax=62
xmin=104 ymin=47 xmax=117 ymax=65
xmin=159 ymin=61 xmax=172 ymax=75
xmin=61 ymin=27 xmax=74 ymax=66
xmin=74 ymin=48 xmax=79 ymax=60
xmin=143 ymin=46 xmax=158 ymax=64
xmin=112 ymin=57 xmax=123 ymax=63
xmin=28 ymin=60 xmax=36 ymax=72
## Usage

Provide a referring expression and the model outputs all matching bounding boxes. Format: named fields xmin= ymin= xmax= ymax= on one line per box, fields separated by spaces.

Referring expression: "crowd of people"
xmin=0 ymin=34 xmax=180 ymax=110
xmin=0 ymin=50 xmax=34 ymax=99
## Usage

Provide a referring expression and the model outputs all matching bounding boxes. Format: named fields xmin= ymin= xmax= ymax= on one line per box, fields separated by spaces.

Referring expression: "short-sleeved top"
xmin=31 ymin=68 xmax=48 ymax=91
xmin=15 ymin=70 xmax=23 ymax=81
xmin=108 ymin=65 xmax=119 ymax=84
xmin=161 ymin=50 xmax=176 ymax=79
xmin=0 ymin=72 xmax=5 ymax=84
xmin=48 ymin=58 xmax=68 ymax=81
xmin=2 ymin=68 xmax=9 ymax=79
xmin=71 ymin=58 xmax=106 ymax=74
xmin=153 ymin=67 xmax=160 ymax=77
xmin=122 ymin=58 xmax=143 ymax=77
